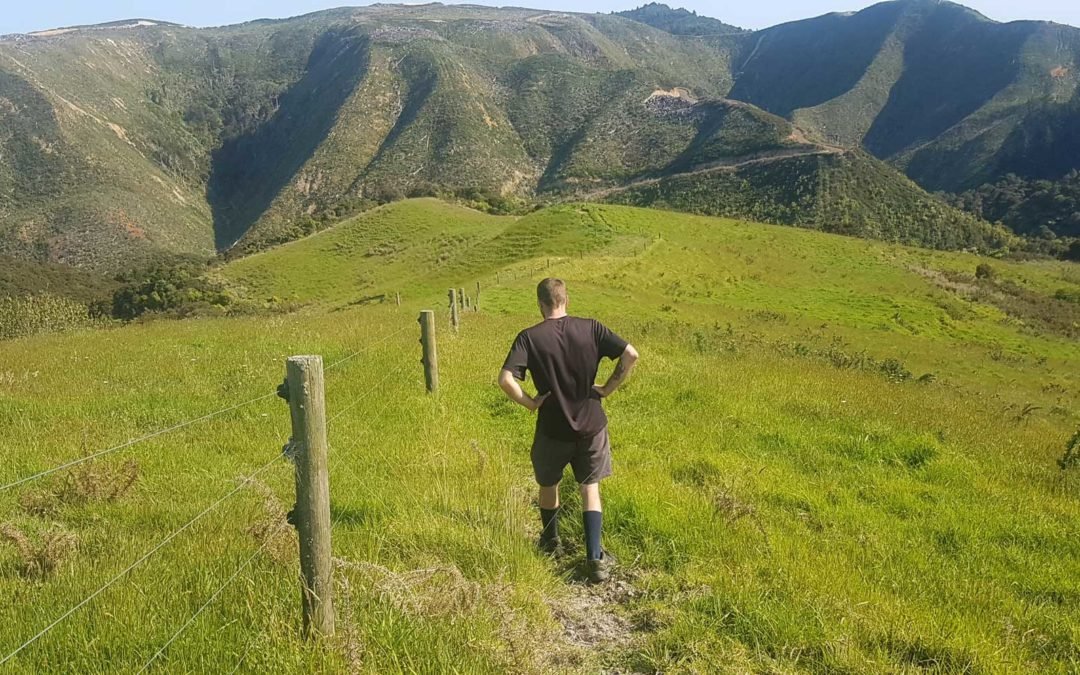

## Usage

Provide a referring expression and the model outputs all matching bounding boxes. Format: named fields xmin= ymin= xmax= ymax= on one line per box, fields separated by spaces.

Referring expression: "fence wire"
xmin=0 ymin=392 xmax=278 ymax=493
xmin=137 ymin=520 xmax=289 ymax=673
xmin=0 ymin=454 xmax=283 ymax=667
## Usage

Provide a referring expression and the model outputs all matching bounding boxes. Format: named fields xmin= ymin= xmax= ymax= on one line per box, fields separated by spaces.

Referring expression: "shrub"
xmin=1059 ymin=428 xmax=1080 ymax=471
xmin=111 ymin=263 xmax=235 ymax=320
xmin=975 ymin=263 xmax=996 ymax=280
xmin=1065 ymin=241 xmax=1080 ymax=262
xmin=0 ymin=294 xmax=101 ymax=340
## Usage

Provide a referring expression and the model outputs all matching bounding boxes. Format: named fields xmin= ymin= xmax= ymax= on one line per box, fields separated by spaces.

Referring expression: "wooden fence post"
xmin=395 ymin=292 xmax=401 ymax=307
xmin=448 ymin=288 xmax=459 ymax=331
xmin=458 ymin=287 xmax=466 ymax=312
xmin=475 ymin=282 xmax=480 ymax=309
xmin=418 ymin=310 xmax=438 ymax=393
xmin=284 ymin=355 xmax=335 ymax=639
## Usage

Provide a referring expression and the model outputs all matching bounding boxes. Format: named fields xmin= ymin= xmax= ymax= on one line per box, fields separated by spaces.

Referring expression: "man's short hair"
xmin=537 ymin=278 xmax=567 ymax=308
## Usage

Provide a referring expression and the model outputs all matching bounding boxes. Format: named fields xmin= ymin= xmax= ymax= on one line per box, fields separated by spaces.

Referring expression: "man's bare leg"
xmin=580 ymin=482 xmax=601 ymax=512
xmin=538 ymin=483 xmax=561 ymax=551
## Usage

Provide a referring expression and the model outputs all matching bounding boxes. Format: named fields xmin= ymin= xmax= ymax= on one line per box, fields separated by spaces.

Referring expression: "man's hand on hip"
xmin=526 ymin=392 xmax=551 ymax=412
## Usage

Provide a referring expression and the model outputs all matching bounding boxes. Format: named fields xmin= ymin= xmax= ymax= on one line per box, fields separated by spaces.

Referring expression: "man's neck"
xmin=543 ymin=308 xmax=568 ymax=320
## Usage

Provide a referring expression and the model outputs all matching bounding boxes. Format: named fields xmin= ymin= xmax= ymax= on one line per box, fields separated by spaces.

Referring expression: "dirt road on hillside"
xmin=579 ymin=145 xmax=846 ymax=201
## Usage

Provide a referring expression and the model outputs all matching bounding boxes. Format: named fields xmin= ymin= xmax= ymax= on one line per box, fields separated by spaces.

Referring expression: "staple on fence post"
xmin=418 ymin=310 xmax=439 ymax=393
xmin=448 ymin=288 xmax=459 ymax=332
xmin=284 ymin=355 xmax=335 ymax=639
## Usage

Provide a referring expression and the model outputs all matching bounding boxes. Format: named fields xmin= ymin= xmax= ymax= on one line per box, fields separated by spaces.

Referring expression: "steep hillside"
xmin=601 ymin=150 xmax=1014 ymax=250
xmin=946 ymin=171 xmax=1080 ymax=238
xmin=716 ymin=0 xmax=1080 ymax=198
xmin=4 ymin=3 xmax=1036 ymax=271
xmin=0 ymin=5 xmax=742 ymax=268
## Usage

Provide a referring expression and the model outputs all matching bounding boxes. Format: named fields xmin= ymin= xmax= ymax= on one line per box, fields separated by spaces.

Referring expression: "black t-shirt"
xmin=502 ymin=316 xmax=629 ymax=441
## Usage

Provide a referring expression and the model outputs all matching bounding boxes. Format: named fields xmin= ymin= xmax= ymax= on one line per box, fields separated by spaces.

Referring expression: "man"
xmin=498 ymin=278 xmax=639 ymax=583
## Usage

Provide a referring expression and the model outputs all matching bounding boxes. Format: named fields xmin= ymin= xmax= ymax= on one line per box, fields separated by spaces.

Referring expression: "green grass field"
xmin=1 ymin=200 xmax=1078 ymax=673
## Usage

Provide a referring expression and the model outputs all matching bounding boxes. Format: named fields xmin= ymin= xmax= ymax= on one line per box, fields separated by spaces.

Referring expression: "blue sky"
xmin=3 ymin=0 xmax=1079 ymax=35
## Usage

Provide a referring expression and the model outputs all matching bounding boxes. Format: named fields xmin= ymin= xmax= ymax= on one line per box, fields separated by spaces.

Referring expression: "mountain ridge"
xmin=0 ymin=1 xmax=1075 ymax=271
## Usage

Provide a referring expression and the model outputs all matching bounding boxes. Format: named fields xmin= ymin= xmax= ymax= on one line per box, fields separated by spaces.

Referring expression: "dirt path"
xmin=579 ymin=145 xmax=846 ymax=202
xmin=549 ymin=578 xmax=637 ymax=652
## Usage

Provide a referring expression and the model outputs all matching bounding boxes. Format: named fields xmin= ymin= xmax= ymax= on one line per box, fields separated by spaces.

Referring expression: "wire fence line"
xmin=137 ymin=520 xmax=291 ymax=673
xmin=1 ymin=323 xmax=415 ymax=494
xmin=0 ymin=454 xmax=283 ymax=667
xmin=326 ymin=359 xmax=415 ymax=427
xmin=325 ymin=324 xmax=413 ymax=372
xmin=2 ymin=318 xmax=422 ymax=668
xmin=226 ymin=637 xmax=257 ymax=675
xmin=327 ymin=388 xmax=425 ymax=532
xmin=0 ymin=392 xmax=279 ymax=493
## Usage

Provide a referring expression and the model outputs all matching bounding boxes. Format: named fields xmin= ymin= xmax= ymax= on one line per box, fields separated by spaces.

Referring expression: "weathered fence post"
xmin=458 ymin=287 xmax=466 ymax=312
xmin=475 ymin=282 xmax=481 ymax=309
xmin=418 ymin=310 xmax=438 ymax=393
xmin=395 ymin=292 xmax=401 ymax=307
xmin=448 ymin=288 xmax=459 ymax=332
xmin=496 ymin=272 xmax=500 ymax=285
xmin=284 ymin=355 xmax=335 ymax=639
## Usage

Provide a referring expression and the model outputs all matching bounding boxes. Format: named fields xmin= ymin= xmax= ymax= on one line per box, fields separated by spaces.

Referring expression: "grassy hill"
xmin=3 ymin=200 xmax=1076 ymax=672
xmin=8 ymin=1 xmax=1078 ymax=271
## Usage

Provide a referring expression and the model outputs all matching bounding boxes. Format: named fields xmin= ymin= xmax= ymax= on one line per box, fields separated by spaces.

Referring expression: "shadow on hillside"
xmin=344 ymin=49 xmax=438 ymax=196
xmin=729 ymin=1 xmax=903 ymax=117
xmin=863 ymin=6 xmax=1036 ymax=165
xmin=207 ymin=28 xmax=370 ymax=250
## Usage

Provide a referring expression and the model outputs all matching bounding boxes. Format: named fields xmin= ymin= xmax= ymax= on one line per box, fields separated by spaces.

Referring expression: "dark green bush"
xmin=111 ymin=263 xmax=235 ymax=320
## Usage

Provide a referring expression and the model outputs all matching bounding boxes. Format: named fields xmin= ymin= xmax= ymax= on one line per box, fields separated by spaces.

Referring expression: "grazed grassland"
xmin=1 ymin=200 xmax=1077 ymax=672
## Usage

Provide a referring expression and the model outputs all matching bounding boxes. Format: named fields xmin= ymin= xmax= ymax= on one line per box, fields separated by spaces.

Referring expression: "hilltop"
xmin=0 ymin=1 xmax=1078 ymax=272
xmin=615 ymin=3 xmax=745 ymax=35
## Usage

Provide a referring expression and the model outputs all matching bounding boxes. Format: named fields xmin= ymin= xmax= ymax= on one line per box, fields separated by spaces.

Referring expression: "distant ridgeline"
xmin=1 ymin=0 xmax=1078 ymax=272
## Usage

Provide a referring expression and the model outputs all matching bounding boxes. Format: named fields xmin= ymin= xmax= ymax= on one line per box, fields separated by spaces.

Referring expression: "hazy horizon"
xmin=4 ymin=0 xmax=1080 ymax=35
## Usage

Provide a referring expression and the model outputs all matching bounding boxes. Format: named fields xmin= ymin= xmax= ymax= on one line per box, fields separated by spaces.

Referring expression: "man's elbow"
xmin=623 ymin=344 xmax=640 ymax=363
xmin=497 ymin=369 xmax=515 ymax=393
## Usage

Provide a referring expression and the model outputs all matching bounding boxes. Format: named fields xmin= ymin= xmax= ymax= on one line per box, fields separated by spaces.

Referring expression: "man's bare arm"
xmin=499 ymin=369 xmax=549 ymax=412
xmin=595 ymin=344 xmax=639 ymax=398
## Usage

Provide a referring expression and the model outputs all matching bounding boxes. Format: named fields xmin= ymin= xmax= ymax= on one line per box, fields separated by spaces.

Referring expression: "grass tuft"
xmin=0 ymin=524 xmax=79 ymax=580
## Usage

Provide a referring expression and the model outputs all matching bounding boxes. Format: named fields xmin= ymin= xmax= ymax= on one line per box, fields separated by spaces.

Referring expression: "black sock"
xmin=540 ymin=508 xmax=560 ymax=542
xmin=583 ymin=510 xmax=603 ymax=561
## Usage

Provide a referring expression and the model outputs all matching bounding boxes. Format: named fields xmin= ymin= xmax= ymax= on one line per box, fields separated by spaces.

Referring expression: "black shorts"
xmin=531 ymin=427 xmax=612 ymax=487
